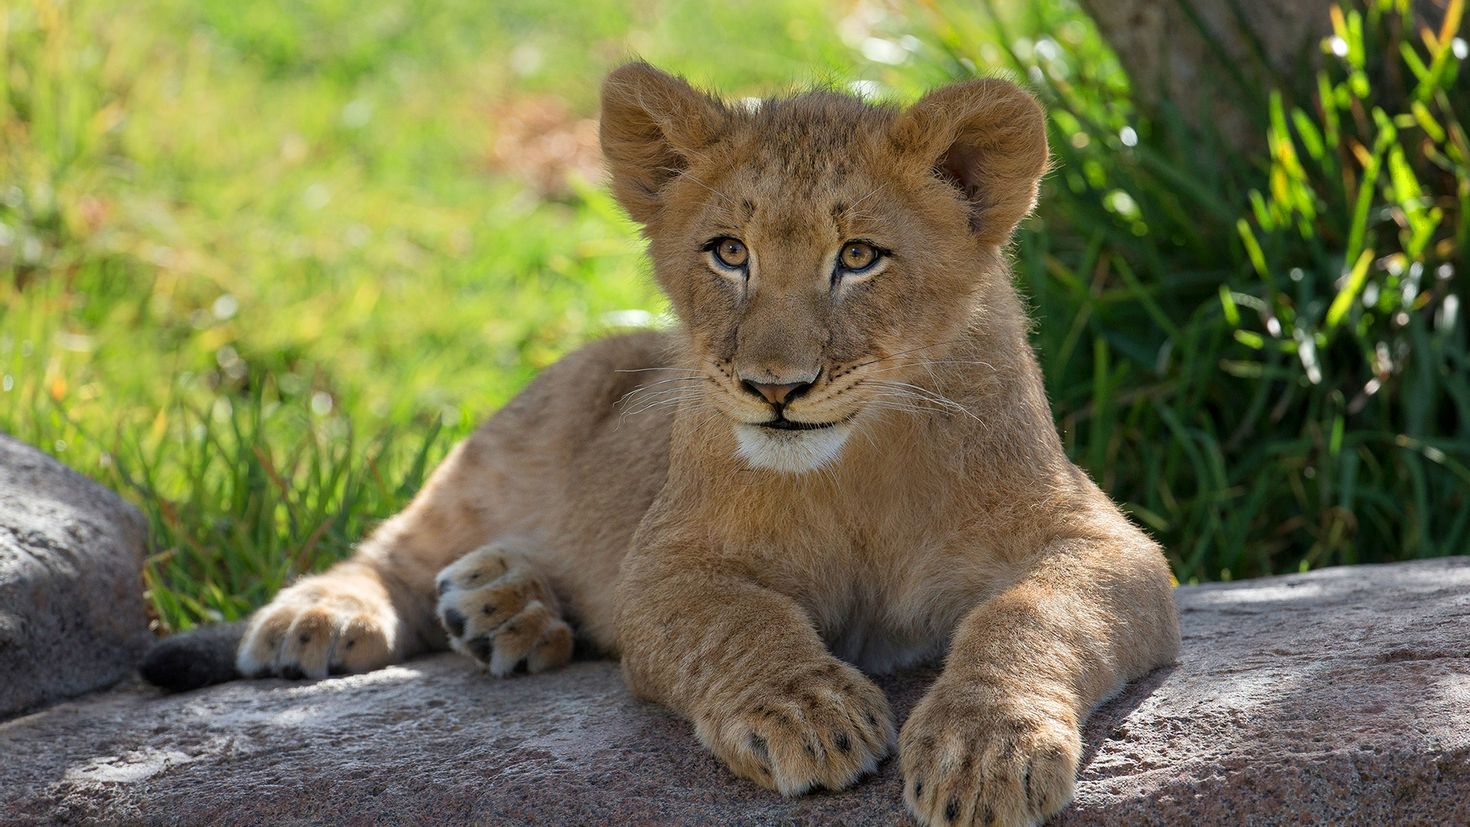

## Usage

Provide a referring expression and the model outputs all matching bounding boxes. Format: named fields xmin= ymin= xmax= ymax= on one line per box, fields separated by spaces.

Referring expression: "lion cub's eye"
xmin=708 ymin=237 xmax=749 ymax=270
xmin=836 ymin=241 xmax=884 ymax=276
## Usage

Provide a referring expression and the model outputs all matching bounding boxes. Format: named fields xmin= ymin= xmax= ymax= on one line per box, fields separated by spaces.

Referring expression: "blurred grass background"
xmin=2 ymin=0 xmax=1465 ymax=632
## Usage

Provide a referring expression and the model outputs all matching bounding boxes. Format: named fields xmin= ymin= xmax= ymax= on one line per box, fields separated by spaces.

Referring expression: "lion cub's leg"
xmin=899 ymin=536 xmax=1179 ymax=827
xmin=434 ymin=542 xmax=573 ymax=676
xmin=236 ymin=433 xmax=522 ymax=680
xmin=617 ymin=548 xmax=897 ymax=796
xmin=236 ymin=561 xmax=405 ymax=679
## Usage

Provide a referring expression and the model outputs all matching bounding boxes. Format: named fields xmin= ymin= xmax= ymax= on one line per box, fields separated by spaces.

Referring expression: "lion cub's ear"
xmin=600 ymin=62 xmax=731 ymax=227
xmin=890 ymin=78 xmax=1049 ymax=246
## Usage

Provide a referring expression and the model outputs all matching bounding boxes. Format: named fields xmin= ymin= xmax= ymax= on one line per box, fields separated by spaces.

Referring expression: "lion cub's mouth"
xmin=757 ymin=411 xmax=857 ymax=432
xmin=758 ymin=417 xmax=838 ymax=432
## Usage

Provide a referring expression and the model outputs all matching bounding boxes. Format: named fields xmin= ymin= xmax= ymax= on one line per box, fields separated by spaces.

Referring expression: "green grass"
xmin=945 ymin=0 xmax=1470 ymax=579
xmin=2 ymin=0 xmax=1465 ymax=632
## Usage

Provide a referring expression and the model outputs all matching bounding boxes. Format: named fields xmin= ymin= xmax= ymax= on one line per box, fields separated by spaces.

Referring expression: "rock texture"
xmin=0 ymin=434 xmax=151 ymax=718
xmin=1 ymin=558 xmax=1467 ymax=825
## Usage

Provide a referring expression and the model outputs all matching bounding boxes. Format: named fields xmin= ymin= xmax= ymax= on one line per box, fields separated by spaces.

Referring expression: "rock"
xmin=1 ymin=558 xmax=1467 ymax=825
xmin=1061 ymin=557 xmax=1470 ymax=826
xmin=0 ymin=433 xmax=152 ymax=718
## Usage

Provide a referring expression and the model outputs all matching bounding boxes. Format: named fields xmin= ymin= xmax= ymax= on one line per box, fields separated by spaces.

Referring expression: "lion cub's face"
xmin=601 ymin=65 xmax=1047 ymax=473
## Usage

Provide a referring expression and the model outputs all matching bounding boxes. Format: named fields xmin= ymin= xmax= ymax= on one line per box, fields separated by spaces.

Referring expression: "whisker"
xmin=862 ymin=391 xmax=941 ymax=409
xmin=861 ymin=383 xmax=982 ymax=423
xmin=618 ymin=386 xmax=707 ymax=417
xmin=840 ymin=182 xmax=886 ymax=220
xmin=864 ymin=359 xmax=998 ymax=375
xmin=622 ymin=385 xmax=701 ymax=404
xmin=861 ymin=401 xmax=940 ymax=420
xmin=860 ymin=390 xmax=943 ymax=411
xmin=622 ymin=396 xmax=699 ymax=418
xmin=863 ymin=399 xmax=934 ymax=413
xmin=619 ymin=375 xmax=707 ymax=396
xmin=866 ymin=380 xmax=965 ymax=409
xmin=848 ymin=339 xmax=964 ymax=371
xmin=615 ymin=378 xmax=708 ymax=410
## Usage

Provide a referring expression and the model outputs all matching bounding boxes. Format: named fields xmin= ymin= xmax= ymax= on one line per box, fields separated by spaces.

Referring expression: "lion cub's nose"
xmin=740 ymin=379 xmax=812 ymax=406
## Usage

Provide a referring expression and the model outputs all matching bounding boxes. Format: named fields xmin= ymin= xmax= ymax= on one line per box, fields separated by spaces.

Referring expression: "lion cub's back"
xmin=481 ymin=328 xmax=680 ymax=468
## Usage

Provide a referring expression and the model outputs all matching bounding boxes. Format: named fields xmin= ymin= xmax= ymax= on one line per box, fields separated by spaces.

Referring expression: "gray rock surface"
xmin=1 ymin=558 xmax=1467 ymax=825
xmin=0 ymin=434 xmax=151 ymax=718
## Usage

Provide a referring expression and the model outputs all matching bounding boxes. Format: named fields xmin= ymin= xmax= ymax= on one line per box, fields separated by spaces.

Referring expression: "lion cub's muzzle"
xmin=734 ymin=368 xmax=826 ymax=426
xmin=725 ymin=367 xmax=857 ymax=473
xmin=740 ymin=377 xmax=835 ymax=431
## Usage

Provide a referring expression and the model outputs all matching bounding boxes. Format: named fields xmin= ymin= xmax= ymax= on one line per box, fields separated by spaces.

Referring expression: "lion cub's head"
xmin=600 ymin=63 xmax=1048 ymax=473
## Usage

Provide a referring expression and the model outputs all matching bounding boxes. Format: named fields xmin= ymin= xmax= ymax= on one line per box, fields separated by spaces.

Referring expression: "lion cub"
xmin=198 ymin=64 xmax=1179 ymax=825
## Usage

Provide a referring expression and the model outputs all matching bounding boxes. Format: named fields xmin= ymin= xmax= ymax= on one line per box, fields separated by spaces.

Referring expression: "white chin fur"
xmin=734 ymin=423 xmax=852 ymax=474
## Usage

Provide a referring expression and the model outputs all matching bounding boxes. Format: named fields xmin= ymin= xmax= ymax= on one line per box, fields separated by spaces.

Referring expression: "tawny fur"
xmin=233 ymin=63 xmax=1179 ymax=827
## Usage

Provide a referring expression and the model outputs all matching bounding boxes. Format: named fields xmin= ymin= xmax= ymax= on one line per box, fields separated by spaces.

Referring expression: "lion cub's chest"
xmin=821 ymin=602 xmax=949 ymax=675
xmin=766 ymin=506 xmax=985 ymax=675
xmin=802 ymin=554 xmax=966 ymax=675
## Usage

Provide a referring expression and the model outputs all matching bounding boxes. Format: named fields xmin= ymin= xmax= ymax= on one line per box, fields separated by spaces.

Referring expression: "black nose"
xmin=741 ymin=379 xmax=813 ymax=406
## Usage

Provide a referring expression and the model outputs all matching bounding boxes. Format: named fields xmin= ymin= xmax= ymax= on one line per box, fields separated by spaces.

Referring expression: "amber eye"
xmin=838 ymin=241 xmax=881 ymax=273
xmin=710 ymin=237 xmax=749 ymax=269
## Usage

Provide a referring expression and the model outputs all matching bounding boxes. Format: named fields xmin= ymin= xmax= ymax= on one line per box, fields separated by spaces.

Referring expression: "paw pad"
xmin=700 ymin=660 xmax=895 ymax=797
xmin=435 ymin=544 xmax=574 ymax=677
xmin=900 ymin=693 xmax=1081 ymax=826
xmin=442 ymin=608 xmax=467 ymax=637
xmin=236 ymin=569 xmax=398 ymax=680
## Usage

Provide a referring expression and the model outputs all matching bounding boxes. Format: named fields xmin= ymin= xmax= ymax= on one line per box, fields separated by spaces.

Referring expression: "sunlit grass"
xmin=1 ymin=0 xmax=867 ymax=630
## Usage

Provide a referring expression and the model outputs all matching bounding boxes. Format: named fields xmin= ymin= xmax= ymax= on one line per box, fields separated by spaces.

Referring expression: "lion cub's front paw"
xmin=695 ymin=659 xmax=896 ymax=797
xmin=900 ymin=686 xmax=1080 ymax=827
xmin=435 ymin=543 xmax=573 ymax=677
xmin=238 ymin=564 xmax=400 ymax=679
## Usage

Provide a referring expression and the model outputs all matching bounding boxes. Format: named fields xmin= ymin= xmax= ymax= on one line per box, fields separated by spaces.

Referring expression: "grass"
xmin=2 ymin=0 xmax=1465 ymax=632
